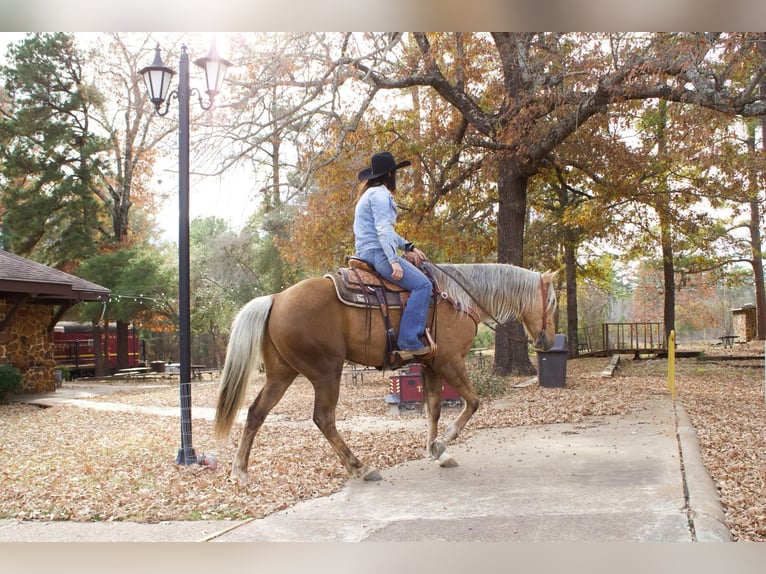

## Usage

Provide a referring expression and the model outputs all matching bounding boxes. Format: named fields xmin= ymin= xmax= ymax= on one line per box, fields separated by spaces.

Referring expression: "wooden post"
xmin=667 ymin=330 xmax=676 ymax=401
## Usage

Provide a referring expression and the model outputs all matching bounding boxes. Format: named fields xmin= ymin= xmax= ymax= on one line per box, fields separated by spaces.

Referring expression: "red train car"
xmin=388 ymin=363 xmax=462 ymax=408
xmin=53 ymin=322 xmax=143 ymax=376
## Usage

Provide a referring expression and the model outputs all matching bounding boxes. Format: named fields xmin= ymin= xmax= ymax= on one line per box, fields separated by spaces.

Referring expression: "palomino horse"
xmin=214 ymin=262 xmax=558 ymax=485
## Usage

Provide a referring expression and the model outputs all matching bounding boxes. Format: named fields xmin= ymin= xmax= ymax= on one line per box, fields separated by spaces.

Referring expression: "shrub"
xmin=466 ymin=362 xmax=509 ymax=398
xmin=0 ymin=364 xmax=22 ymax=401
xmin=472 ymin=325 xmax=494 ymax=349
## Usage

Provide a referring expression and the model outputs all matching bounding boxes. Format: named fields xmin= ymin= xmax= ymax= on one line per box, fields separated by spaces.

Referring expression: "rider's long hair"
xmin=354 ymin=171 xmax=397 ymax=204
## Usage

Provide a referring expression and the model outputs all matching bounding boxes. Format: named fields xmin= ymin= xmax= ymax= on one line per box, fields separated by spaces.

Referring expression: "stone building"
xmin=0 ymin=250 xmax=110 ymax=393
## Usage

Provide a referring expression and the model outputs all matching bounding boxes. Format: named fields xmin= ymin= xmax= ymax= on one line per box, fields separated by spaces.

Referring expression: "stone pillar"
xmin=0 ymin=299 xmax=56 ymax=393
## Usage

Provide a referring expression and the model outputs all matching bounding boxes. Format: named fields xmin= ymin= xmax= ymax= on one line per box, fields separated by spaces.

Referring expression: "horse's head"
xmin=425 ymin=262 xmax=559 ymax=352
xmin=519 ymin=270 xmax=558 ymax=352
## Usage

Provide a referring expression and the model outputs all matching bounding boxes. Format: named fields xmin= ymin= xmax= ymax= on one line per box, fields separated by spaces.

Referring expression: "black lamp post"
xmin=140 ymin=41 xmax=231 ymax=465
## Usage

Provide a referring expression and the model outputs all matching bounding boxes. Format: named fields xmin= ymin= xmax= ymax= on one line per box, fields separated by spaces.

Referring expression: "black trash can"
xmin=537 ymin=334 xmax=568 ymax=388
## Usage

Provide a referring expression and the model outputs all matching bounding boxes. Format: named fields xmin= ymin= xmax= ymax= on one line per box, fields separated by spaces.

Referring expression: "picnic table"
xmin=113 ymin=367 xmax=150 ymax=378
xmin=343 ymin=362 xmax=372 ymax=385
xmin=718 ymin=335 xmax=738 ymax=349
xmin=191 ymin=365 xmax=206 ymax=379
xmin=165 ymin=364 xmax=208 ymax=379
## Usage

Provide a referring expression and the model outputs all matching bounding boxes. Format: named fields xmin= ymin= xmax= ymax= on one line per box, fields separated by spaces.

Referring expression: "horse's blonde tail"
xmin=214 ymin=295 xmax=274 ymax=438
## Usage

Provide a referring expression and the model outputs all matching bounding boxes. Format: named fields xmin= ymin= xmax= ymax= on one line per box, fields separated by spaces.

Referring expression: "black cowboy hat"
xmin=357 ymin=151 xmax=412 ymax=181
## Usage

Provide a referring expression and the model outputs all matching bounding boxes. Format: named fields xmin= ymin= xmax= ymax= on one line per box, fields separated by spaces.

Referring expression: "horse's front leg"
xmin=423 ymin=370 xmax=458 ymax=467
xmin=426 ymin=361 xmax=480 ymax=467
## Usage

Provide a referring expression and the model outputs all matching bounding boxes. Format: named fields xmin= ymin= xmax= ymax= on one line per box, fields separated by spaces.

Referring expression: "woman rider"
xmin=353 ymin=151 xmax=432 ymax=359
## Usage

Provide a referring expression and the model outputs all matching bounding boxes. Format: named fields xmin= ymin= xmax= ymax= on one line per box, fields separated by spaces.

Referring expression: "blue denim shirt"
xmin=353 ymin=185 xmax=407 ymax=264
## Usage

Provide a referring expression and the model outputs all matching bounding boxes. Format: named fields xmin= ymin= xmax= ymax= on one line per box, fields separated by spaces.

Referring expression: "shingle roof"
xmin=0 ymin=250 xmax=110 ymax=303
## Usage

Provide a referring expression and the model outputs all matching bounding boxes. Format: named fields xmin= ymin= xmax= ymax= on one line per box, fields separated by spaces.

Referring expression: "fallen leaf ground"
xmin=1 ymin=347 xmax=764 ymax=540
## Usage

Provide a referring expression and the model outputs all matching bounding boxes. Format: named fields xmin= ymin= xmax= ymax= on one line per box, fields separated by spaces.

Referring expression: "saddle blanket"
xmin=324 ymin=267 xmax=413 ymax=309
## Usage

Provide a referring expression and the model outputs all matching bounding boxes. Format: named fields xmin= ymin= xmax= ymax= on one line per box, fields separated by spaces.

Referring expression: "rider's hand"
xmin=403 ymin=248 xmax=427 ymax=268
xmin=391 ymin=261 xmax=404 ymax=280
xmin=411 ymin=247 xmax=428 ymax=265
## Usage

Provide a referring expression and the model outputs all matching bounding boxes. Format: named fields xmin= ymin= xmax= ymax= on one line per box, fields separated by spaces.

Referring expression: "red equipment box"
xmin=390 ymin=373 xmax=423 ymax=402
xmin=389 ymin=364 xmax=461 ymax=403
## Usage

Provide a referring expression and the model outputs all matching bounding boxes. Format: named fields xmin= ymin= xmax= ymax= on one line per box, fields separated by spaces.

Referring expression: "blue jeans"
xmin=356 ymin=248 xmax=432 ymax=351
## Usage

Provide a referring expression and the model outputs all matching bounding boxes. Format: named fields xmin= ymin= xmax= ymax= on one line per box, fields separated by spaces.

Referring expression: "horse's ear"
xmin=543 ymin=269 xmax=559 ymax=282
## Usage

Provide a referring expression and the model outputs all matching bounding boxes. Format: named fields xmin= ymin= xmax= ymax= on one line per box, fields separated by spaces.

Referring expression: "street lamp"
xmin=140 ymin=41 xmax=231 ymax=465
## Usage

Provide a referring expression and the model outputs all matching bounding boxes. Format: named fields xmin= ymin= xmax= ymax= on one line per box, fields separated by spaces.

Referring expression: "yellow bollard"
xmin=667 ymin=330 xmax=676 ymax=401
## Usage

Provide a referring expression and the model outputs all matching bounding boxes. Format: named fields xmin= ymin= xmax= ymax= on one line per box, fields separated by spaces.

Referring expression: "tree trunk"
xmin=748 ymin=202 xmax=766 ymax=340
xmin=92 ymin=322 xmax=108 ymax=377
xmin=494 ymin=155 xmax=535 ymax=375
xmin=564 ymin=240 xmax=578 ymax=357
xmin=653 ymin=101 xmax=676 ymax=343
xmin=756 ymin=40 xmax=766 ymax=340
xmin=738 ymin=122 xmax=766 ymax=341
xmin=660 ymin=219 xmax=676 ymax=341
xmin=116 ymin=320 xmax=129 ymax=370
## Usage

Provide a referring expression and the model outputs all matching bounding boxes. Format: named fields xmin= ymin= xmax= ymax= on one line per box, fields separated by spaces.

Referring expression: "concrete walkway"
xmin=213 ymin=396 xmax=729 ymax=542
xmin=0 ymin=392 xmax=731 ymax=542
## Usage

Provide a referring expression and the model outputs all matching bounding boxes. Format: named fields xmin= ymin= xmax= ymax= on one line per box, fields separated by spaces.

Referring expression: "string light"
xmin=109 ymin=293 xmax=170 ymax=303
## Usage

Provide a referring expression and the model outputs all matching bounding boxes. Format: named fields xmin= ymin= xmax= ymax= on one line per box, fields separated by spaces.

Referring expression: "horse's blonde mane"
xmin=424 ymin=263 xmax=556 ymax=324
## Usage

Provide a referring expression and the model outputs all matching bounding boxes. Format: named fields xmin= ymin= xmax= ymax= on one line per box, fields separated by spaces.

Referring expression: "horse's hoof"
xmin=429 ymin=439 xmax=446 ymax=460
xmin=362 ymin=468 xmax=382 ymax=481
xmin=230 ymin=468 xmax=249 ymax=486
xmin=437 ymin=452 xmax=458 ymax=468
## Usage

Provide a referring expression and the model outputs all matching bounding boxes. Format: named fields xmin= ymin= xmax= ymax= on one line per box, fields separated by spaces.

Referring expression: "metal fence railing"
xmin=577 ymin=323 xmax=666 ymax=356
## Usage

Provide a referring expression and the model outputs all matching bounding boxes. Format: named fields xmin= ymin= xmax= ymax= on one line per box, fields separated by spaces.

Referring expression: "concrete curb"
xmin=675 ymin=401 xmax=732 ymax=542
xmin=600 ymin=354 xmax=621 ymax=377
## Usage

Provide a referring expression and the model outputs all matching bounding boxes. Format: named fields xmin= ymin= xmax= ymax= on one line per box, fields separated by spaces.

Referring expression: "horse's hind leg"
xmin=232 ymin=357 xmax=298 ymax=485
xmin=310 ymin=371 xmax=382 ymax=482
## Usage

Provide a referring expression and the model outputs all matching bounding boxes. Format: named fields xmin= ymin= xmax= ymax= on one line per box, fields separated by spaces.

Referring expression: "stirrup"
xmin=394 ymin=329 xmax=438 ymax=362
xmin=394 ymin=346 xmax=430 ymax=361
xmin=417 ymin=328 xmax=438 ymax=360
